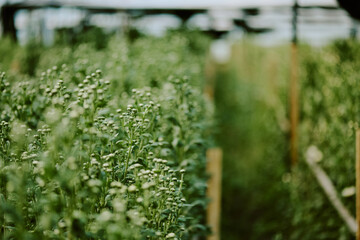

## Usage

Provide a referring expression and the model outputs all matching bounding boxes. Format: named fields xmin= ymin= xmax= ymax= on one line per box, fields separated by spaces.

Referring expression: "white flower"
xmin=128 ymin=185 xmax=137 ymax=192
xmin=142 ymin=182 xmax=151 ymax=189
xmin=166 ymin=233 xmax=176 ymax=238
xmin=98 ymin=210 xmax=112 ymax=222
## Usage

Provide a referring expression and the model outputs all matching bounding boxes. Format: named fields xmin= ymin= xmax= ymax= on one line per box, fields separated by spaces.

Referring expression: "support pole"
xmin=0 ymin=5 xmax=17 ymax=41
xmin=350 ymin=19 xmax=358 ymax=39
xmin=206 ymin=148 xmax=223 ymax=240
xmin=290 ymin=0 xmax=299 ymax=166
xmin=204 ymin=55 xmax=216 ymax=101
xmin=356 ymin=130 xmax=360 ymax=239
xmin=204 ymin=55 xmax=222 ymax=239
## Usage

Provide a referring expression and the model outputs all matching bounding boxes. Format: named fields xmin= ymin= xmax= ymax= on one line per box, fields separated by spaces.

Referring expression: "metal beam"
xmin=0 ymin=5 xmax=17 ymax=40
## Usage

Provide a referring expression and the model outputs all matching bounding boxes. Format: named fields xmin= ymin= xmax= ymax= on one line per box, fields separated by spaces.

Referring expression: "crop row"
xmin=214 ymin=39 xmax=360 ymax=240
xmin=0 ymin=31 xmax=213 ymax=239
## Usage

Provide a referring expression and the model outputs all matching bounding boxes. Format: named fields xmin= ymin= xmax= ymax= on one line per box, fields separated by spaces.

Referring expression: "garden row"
xmin=214 ymin=39 xmax=360 ymax=240
xmin=0 ymin=31 xmax=213 ymax=239
xmin=293 ymin=40 xmax=360 ymax=240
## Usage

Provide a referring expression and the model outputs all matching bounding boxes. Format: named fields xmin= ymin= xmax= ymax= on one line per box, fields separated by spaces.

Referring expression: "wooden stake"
xmin=204 ymin=56 xmax=216 ymax=101
xmin=290 ymin=0 xmax=299 ymax=167
xmin=290 ymin=42 xmax=299 ymax=166
xmin=356 ymin=129 xmax=360 ymax=239
xmin=206 ymin=148 xmax=223 ymax=240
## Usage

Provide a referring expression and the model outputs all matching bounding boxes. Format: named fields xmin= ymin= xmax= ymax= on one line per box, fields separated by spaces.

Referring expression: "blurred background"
xmin=0 ymin=0 xmax=357 ymax=47
xmin=1 ymin=0 xmax=360 ymax=240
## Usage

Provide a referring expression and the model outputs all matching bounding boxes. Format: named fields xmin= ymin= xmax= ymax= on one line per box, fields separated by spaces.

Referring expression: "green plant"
xmin=0 ymin=31 xmax=212 ymax=239
xmin=214 ymin=38 xmax=360 ymax=240
xmin=213 ymin=41 xmax=292 ymax=240
xmin=292 ymin=40 xmax=360 ymax=240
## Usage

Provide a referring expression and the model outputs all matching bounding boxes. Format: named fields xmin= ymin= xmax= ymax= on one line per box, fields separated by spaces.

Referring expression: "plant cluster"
xmin=212 ymin=41 xmax=292 ymax=240
xmin=0 ymin=31 xmax=212 ymax=239
xmin=291 ymin=40 xmax=360 ymax=240
xmin=215 ymin=39 xmax=360 ymax=240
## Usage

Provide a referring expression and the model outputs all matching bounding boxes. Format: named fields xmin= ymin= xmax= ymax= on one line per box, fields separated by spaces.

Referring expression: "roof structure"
xmin=0 ymin=0 xmax=338 ymax=9
xmin=0 ymin=0 xmax=351 ymax=46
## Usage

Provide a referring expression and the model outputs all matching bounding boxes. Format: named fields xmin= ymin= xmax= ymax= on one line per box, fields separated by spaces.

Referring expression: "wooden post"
xmin=204 ymin=42 xmax=222 ymax=240
xmin=290 ymin=42 xmax=298 ymax=166
xmin=290 ymin=0 xmax=299 ymax=166
xmin=356 ymin=130 xmax=360 ymax=239
xmin=206 ymin=148 xmax=223 ymax=240
xmin=204 ymin=56 xmax=216 ymax=101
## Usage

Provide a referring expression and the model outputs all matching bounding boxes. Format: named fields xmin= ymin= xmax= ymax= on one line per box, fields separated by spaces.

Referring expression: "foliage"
xmin=213 ymin=41 xmax=292 ymax=240
xmin=0 ymin=31 xmax=212 ymax=239
xmin=0 ymin=37 xmax=18 ymax=71
xmin=292 ymin=39 xmax=360 ymax=240
xmin=215 ymin=39 xmax=360 ymax=240
xmin=55 ymin=26 xmax=112 ymax=50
